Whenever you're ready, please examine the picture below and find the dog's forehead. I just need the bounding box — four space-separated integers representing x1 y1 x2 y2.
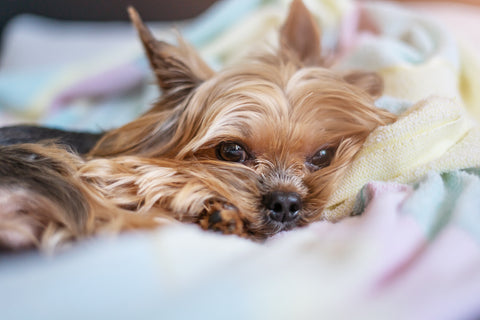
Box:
187 59 378 158
203 62 364 114
194 96 344 157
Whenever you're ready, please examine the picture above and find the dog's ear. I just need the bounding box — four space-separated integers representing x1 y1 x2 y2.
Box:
343 71 384 99
280 0 322 66
128 7 214 100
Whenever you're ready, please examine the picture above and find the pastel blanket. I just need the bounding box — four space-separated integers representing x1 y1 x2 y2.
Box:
2 172 480 320
318 1 480 219
325 96 480 219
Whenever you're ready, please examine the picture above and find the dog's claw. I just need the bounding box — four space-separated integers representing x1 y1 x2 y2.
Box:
199 200 244 235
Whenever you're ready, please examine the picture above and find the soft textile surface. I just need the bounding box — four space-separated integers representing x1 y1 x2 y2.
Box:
1 0 480 319
325 97 480 219
2 174 480 319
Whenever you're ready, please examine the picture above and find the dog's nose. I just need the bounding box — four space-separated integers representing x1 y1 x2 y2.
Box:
262 191 302 223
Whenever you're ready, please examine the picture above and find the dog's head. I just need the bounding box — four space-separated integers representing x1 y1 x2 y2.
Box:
91 0 396 237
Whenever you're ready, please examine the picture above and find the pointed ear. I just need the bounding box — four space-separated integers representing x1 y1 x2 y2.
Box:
128 7 214 99
343 71 384 99
280 0 322 66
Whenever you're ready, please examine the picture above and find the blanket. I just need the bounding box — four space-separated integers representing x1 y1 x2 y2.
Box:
2 174 480 319
1 0 480 319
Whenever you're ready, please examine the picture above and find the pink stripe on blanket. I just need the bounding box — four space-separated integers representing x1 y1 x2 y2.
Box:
348 182 428 286
354 182 480 320
336 2 380 59
50 62 146 109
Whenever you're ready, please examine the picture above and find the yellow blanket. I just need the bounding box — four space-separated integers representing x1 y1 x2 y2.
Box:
325 96 480 220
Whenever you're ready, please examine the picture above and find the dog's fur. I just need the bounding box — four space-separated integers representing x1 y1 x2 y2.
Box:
0 0 396 252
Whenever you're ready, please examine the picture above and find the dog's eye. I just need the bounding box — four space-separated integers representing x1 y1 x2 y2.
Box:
308 148 334 170
216 142 248 163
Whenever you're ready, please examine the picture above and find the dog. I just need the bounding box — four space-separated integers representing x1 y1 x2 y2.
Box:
0 0 396 252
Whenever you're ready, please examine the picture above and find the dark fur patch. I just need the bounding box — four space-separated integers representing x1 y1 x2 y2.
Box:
0 125 103 154
0 145 89 231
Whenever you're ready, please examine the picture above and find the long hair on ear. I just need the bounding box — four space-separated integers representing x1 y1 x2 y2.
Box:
90 8 214 158
90 1 394 159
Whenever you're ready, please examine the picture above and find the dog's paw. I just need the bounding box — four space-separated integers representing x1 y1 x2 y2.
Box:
199 200 244 235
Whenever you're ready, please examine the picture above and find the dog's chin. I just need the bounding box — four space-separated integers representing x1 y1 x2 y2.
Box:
257 214 301 238
271 220 298 232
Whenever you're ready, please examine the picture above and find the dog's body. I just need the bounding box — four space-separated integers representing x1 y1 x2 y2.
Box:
0 0 396 252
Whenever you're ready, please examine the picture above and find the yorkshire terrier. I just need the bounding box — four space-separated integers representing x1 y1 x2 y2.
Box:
0 0 396 252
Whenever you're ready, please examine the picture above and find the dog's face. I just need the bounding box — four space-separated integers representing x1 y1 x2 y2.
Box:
175 62 395 236
91 0 396 237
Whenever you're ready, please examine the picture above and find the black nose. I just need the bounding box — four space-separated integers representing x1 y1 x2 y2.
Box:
262 191 302 223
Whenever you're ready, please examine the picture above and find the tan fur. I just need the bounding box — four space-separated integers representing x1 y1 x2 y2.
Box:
0 0 397 252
